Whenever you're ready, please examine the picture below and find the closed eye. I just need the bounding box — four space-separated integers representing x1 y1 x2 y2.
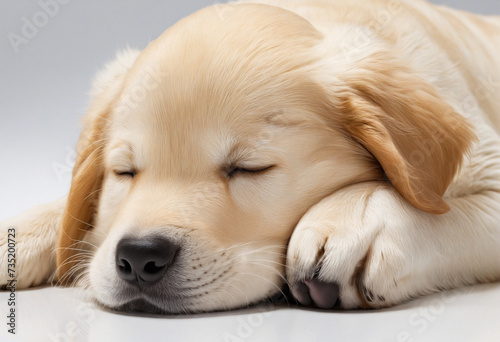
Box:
114 170 136 178
226 165 275 178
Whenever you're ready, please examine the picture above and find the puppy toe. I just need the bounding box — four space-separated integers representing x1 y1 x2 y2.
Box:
292 277 340 309
304 278 340 309
292 281 313 306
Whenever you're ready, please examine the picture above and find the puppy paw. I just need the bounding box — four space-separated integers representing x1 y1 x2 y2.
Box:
286 183 415 309
0 223 54 289
0 200 63 289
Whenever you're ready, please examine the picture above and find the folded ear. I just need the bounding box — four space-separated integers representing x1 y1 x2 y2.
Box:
336 52 476 214
56 49 140 282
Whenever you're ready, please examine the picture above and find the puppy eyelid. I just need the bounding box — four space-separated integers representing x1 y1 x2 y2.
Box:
226 165 275 178
113 169 136 178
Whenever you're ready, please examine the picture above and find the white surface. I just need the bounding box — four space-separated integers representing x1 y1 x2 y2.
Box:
1 283 500 342
1 0 500 341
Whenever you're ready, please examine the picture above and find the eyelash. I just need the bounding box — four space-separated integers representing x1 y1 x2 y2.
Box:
226 165 275 178
113 166 274 179
114 170 136 178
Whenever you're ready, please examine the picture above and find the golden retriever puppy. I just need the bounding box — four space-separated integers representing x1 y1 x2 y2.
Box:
1 0 500 312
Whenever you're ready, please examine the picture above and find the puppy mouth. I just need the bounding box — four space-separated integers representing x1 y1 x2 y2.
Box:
110 292 196 314
115 298 164 314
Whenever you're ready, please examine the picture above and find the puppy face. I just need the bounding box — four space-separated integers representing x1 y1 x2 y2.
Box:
89 97 370 313
57 4 473 313
65 5 374 313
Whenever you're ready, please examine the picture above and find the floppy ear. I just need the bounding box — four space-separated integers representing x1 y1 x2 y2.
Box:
56 115 106 283
56 49 140 282
335 52 475 214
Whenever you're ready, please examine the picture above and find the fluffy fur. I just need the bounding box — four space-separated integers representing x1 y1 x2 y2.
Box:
1 0 500 312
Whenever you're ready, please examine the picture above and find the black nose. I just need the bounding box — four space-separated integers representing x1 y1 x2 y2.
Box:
115 236 179 285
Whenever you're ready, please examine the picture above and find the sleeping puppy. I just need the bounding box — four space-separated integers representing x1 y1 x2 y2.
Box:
1 0 500 313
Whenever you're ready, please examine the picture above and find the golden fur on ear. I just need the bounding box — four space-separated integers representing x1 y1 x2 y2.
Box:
337 52 476 214
56 110 107 283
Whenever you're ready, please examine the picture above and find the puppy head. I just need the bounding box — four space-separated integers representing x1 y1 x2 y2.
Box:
57 4 474 313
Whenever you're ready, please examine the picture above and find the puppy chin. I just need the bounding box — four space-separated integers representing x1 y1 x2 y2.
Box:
114 298 164 314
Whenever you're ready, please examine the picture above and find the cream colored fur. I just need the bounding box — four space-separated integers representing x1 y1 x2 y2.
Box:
1 0 499 311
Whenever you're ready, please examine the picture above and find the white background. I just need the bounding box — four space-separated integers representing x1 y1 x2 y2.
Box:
1 0 500 341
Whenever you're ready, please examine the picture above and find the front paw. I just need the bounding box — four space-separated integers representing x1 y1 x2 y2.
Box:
286 183 412 309
0 205 60 289
0 226 55 289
